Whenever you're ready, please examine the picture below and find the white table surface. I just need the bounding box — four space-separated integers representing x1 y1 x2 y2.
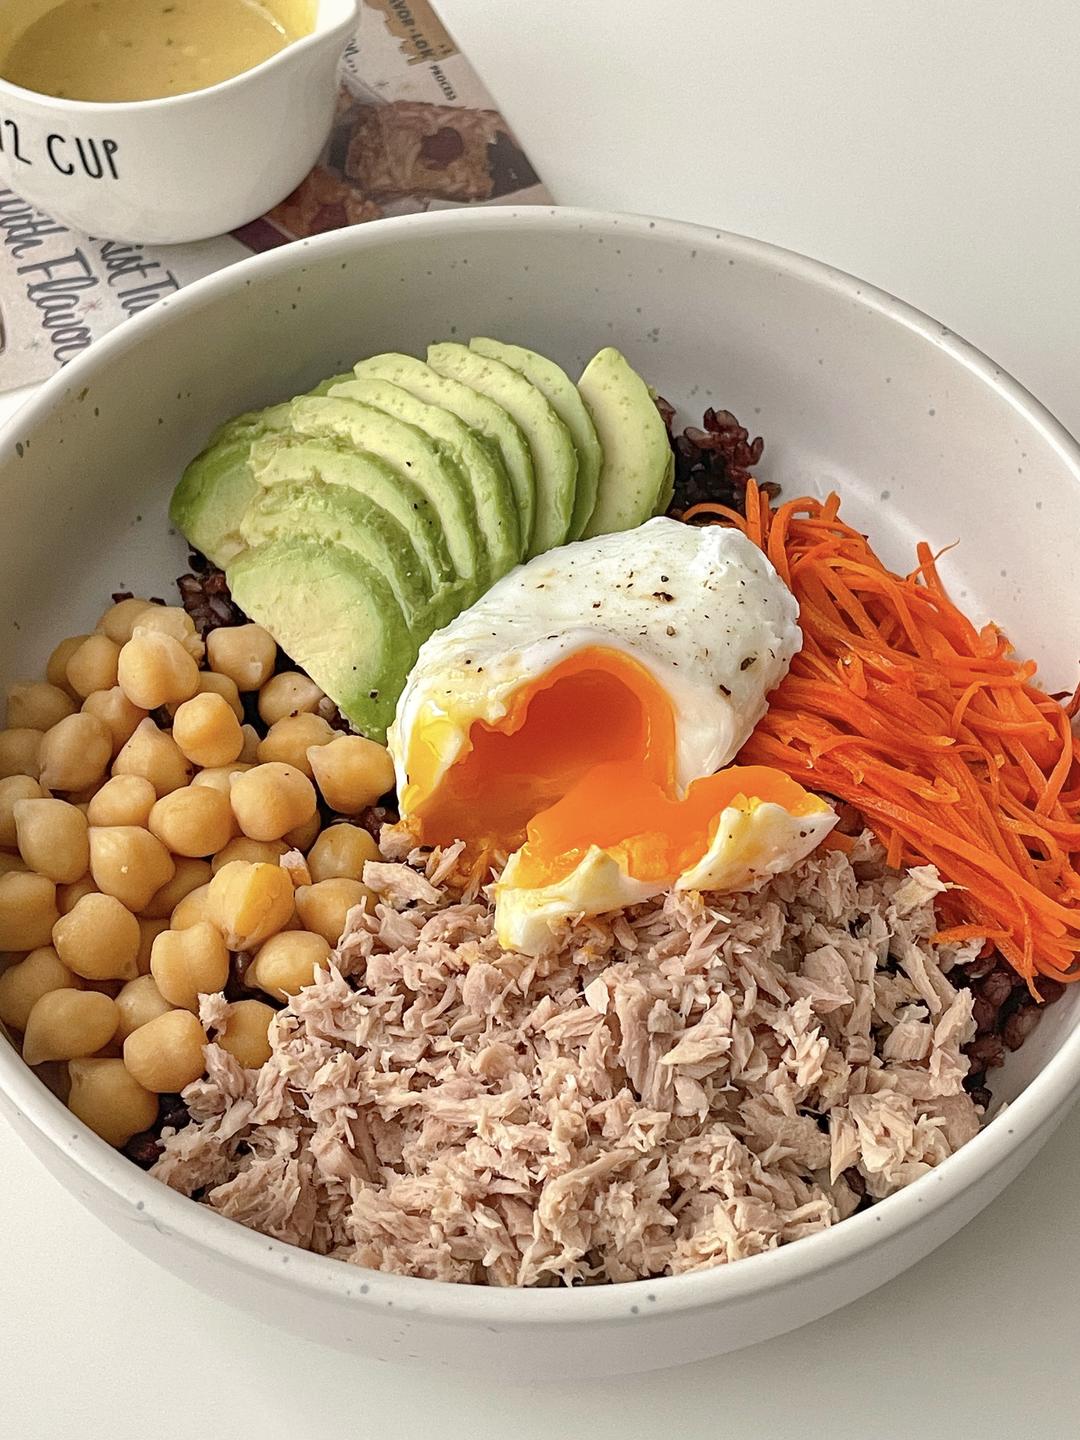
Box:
3 2 1080 1434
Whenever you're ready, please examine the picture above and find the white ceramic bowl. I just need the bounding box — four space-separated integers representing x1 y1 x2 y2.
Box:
0 0 357 244
1 208 1079 1377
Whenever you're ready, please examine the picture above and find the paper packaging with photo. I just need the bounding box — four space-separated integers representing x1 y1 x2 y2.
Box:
0 0 549 392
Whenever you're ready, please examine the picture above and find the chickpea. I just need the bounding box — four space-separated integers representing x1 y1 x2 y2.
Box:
186 670 244 722
5 681 75 732
206 861 294 950
12 797 89 884
191 763 251 799
257 671 325 727
210 836 286 874
151 921 228 1011
87 775 156 829
114 974 173 1041
248 930 330 1001
66 1057 158 1146
172 692 244 769
0 853 28 877
0 946 80 1031
0 727 43 781
123 1008 206 1092
130 604 205 662
38 713 111 792
284 812 321 853
257 712 334 777
0 870 58 949
96 596 151 646
117 630 199 711
149 785 235 859
230 762 316 842
88 826 175 912
22 988 119 1065
308 735 395 814
113 718 193 796
143 857 212 920
53 891 140 981
65 634 120 700
295 878 371 947
0 775 46 850
238 725 261 765
307 824 381 883
81 687 147 756
215 999 276 1069
170 883 211 931
207 623 277 691
46 635 89 697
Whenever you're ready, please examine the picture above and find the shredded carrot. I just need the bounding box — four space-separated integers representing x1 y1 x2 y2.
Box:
683 487 1080 994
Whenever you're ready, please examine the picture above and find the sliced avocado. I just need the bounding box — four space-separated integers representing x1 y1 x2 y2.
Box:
427 342 577 558
353 351 534 557
469 337 602 542
169 402 293 565
247 431 456 620
306 372 354 397
288 394 484 598
239 474 436 634
578 348 674 538
329 375 520 580
226 538 417 743
169 373 350 566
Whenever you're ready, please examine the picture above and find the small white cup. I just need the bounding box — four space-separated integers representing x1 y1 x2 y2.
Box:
0 0 358 245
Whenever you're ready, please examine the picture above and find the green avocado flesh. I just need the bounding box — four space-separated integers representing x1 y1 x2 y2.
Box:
352 351 535 558
329 374 520 581
578 347 674 538
227 538 416 742
239 473 436 634
469 337 602 541
168 402 291 566
287 394 483 596
427 341 577 558
168 340 670 738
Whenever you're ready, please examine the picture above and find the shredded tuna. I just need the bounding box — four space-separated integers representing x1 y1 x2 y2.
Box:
153 831 981 1286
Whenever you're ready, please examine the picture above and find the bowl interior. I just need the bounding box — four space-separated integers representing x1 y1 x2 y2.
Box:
1 208 1077 1136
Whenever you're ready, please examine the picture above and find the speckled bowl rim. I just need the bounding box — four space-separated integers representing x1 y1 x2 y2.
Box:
2 206 1080 1327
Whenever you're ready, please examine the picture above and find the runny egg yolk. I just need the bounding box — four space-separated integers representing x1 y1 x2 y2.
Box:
509 762 828 889
403 643 826 889
403 647 677 852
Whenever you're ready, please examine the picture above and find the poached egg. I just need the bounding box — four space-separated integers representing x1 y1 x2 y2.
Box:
387 517 834 952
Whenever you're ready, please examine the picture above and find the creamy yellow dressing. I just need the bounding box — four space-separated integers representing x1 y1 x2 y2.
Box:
0 0 316 102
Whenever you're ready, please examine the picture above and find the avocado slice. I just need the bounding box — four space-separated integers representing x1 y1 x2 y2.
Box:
306 372 353 397
168 375 351 566
353 351 534 558
328 375 520 580
288 394 484 598
226 538 417 743
246 432 457 622
168 402 292 566
577 348 674 538
427 342 577 558
239 474 436 634
469 337 602 542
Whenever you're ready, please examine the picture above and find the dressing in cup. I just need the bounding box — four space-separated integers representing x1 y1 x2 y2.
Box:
0 0 358 243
